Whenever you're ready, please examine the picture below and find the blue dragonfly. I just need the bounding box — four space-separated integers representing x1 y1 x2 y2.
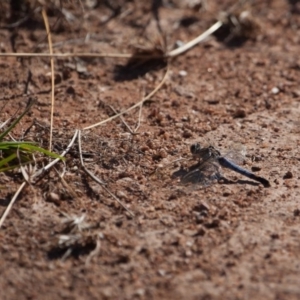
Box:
181 143 270 188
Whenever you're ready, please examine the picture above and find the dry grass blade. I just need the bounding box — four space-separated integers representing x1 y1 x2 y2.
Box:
0 181 26 229
60 212 91 233
17 148 37 184
83 64 170 130
34 130 78 178
108 105 137 135
85 237 101 266
0 118 11 130
54 167 78 200
77 130 106 186
0 0 250 64
42 8 55 152
0 52 157 59
77 130 134 217
167 21 223 58
0 21 222 61
134 102 143 133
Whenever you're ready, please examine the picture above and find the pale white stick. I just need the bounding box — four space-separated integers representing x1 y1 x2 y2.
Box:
0 181 27 228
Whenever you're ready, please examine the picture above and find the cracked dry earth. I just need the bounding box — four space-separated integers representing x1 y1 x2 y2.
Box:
1 0 300 299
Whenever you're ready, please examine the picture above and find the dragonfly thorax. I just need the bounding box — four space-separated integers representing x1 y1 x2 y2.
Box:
190 143 221 161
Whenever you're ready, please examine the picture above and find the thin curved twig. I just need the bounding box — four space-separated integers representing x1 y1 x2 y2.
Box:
83 64 170 130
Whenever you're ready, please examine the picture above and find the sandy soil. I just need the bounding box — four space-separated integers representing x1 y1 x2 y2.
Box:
1 0 300 299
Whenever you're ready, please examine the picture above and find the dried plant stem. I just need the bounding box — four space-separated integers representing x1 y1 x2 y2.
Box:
42 8 55 152
0 181 27 229
134 102 143 133
0 53 152 59
83 64 170 130
54 167 78 199
0 20 223 60
166 21 223 57
85 237 101 266
34 130 79 178
77 130 134 217
108 105 136 135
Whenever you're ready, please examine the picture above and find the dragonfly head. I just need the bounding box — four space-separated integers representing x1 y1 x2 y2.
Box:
190 143 201 155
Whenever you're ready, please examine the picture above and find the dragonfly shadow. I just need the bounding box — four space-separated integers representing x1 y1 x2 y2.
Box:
172 162 221 187
172 164 261 188
171 166 189 179
219 177 261 187
171 162 199 180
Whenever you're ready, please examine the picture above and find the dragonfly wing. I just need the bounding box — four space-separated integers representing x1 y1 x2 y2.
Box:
181 161 221 187
223 143 246 165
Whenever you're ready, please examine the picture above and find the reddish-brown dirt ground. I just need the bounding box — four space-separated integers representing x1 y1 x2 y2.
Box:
1 0 300 299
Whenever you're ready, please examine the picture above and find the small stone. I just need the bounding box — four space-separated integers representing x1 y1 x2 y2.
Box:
158 269 166 276
116 191 127 199
182 130 192 138
46 192 60 204
179 70 187 77
183 229 198 237
251 166 261 172
233 109 246 118
134 289 145 296
175 40 184 48
294 209 300 216
270 233 279 239
271 87 280 94
66 86 75 94
85 0 98 8
193 201 210 212
175 122 183 128
171 100 180 107
283 171 293 179
140 145 150 152
158 149 168 158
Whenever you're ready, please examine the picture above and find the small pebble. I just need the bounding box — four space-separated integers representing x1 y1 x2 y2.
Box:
66 86 75 94
46 192 60 204
179 70 187 77
283 171 293 179
134 289 145 296
175 40 184 48
233 109 246 118
182 130 192 138
271 87 280 94
116 191 127 199
251 166 261 172
175 122 183 128
294 209 300 216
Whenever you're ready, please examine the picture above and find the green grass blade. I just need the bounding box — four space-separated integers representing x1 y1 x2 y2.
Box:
20 143 64 160
0 99 35 141
0 142 64 160
0 162 31 173
0 153 17 168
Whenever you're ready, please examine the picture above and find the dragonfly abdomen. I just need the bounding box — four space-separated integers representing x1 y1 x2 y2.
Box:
218 157 270 187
